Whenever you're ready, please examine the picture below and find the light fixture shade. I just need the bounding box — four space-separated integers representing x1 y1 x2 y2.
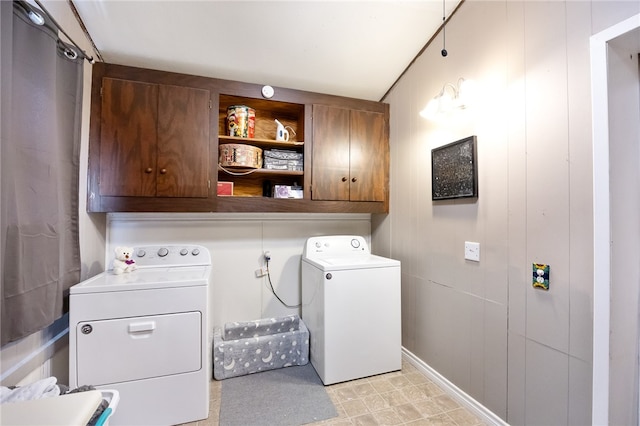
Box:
439 89 454 111
458 79 476 108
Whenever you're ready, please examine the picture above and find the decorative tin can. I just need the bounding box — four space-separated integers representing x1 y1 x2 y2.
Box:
227 105 255 138
219 144 263 169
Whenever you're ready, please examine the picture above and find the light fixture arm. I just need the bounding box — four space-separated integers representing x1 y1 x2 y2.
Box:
442 82 458 98
439 78 465 99
419 77 473 119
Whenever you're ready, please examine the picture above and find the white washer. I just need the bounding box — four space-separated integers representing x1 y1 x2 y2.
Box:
301 235 401 385
69 245 210 426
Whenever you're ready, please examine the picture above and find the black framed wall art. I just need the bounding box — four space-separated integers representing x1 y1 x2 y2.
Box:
431 135 478 201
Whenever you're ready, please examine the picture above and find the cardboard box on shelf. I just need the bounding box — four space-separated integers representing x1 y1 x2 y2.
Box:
217 181 233 196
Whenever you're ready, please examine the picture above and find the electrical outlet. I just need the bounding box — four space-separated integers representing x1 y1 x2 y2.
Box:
255 267 267 278
464 241 480 262
533 263 550 290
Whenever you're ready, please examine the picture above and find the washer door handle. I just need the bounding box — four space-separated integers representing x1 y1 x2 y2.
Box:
128 321 156 334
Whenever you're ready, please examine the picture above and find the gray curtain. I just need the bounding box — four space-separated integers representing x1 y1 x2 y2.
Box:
1 1 83 345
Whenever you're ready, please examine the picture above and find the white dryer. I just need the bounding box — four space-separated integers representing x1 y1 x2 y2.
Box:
69 245 210 426
301 235 401 385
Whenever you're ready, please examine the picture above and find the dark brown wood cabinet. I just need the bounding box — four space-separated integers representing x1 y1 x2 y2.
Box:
87 63 218 212
98 78 210 198
312 105 387 202
87 62 389 213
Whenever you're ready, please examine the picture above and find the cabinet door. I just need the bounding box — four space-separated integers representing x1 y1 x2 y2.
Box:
312 105 350 201
157 85 210 197
349 110 386 202
99 78 158 197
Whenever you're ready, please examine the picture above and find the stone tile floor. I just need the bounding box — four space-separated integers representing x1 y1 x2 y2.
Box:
183 360 487 425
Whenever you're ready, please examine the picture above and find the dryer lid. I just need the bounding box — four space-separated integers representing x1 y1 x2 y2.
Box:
70 266 211 294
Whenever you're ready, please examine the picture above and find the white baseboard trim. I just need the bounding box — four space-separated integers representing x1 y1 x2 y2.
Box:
402 347 508 426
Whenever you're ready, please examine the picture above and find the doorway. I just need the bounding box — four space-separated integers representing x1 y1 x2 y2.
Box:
591 13 640 426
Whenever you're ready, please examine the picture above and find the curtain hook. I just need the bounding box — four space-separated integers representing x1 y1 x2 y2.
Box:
64 48 78 60
28 10 45 26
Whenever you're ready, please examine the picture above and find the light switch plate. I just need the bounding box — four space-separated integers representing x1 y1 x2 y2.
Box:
464 241 480 262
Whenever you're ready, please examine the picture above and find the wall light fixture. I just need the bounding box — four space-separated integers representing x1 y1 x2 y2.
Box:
419 78 475 120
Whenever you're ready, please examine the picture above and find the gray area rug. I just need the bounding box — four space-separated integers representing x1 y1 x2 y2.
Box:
219 363 337 425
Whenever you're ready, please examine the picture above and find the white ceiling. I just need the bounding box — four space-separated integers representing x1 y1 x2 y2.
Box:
72 1 460 101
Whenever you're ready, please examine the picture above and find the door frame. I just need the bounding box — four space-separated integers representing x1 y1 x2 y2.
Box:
590 13 640 425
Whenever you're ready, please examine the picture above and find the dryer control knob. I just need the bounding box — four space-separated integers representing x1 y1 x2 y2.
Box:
192 248 200 256
136 249 146 258
326 273 332 280
351 239 360 248
158 247 169 257
180 248 188 256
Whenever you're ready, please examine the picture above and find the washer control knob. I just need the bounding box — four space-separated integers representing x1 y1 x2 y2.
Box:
158 247 169 257
351 239 360 249
326 273 332 280
192 248 200 256
180 248 188 256
136 249 146 258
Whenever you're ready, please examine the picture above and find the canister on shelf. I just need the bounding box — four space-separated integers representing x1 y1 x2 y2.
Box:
227 105 255 138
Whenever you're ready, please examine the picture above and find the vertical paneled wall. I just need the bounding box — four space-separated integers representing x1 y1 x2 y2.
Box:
106 213 371 332
375 1 639 424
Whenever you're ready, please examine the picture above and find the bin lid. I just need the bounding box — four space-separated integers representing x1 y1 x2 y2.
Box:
0 390 102 426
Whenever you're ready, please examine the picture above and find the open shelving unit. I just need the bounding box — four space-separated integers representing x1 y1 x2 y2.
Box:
217 94 306 198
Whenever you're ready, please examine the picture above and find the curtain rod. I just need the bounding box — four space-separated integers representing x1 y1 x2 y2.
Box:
33 0 94 63
67 0 103 63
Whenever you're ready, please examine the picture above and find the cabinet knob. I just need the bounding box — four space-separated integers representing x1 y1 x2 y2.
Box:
144 167 153 174
160 168 167 174
351 177 357 182
341 177 348 182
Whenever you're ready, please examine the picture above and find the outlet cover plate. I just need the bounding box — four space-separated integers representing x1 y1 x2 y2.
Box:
533 263 550 290
464 241 480 262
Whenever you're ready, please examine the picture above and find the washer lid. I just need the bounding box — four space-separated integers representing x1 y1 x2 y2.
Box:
70 266 210 294
302 254 400 271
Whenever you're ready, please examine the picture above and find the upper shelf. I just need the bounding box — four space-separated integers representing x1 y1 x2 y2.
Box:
218 135 304 150
218 94 304 144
